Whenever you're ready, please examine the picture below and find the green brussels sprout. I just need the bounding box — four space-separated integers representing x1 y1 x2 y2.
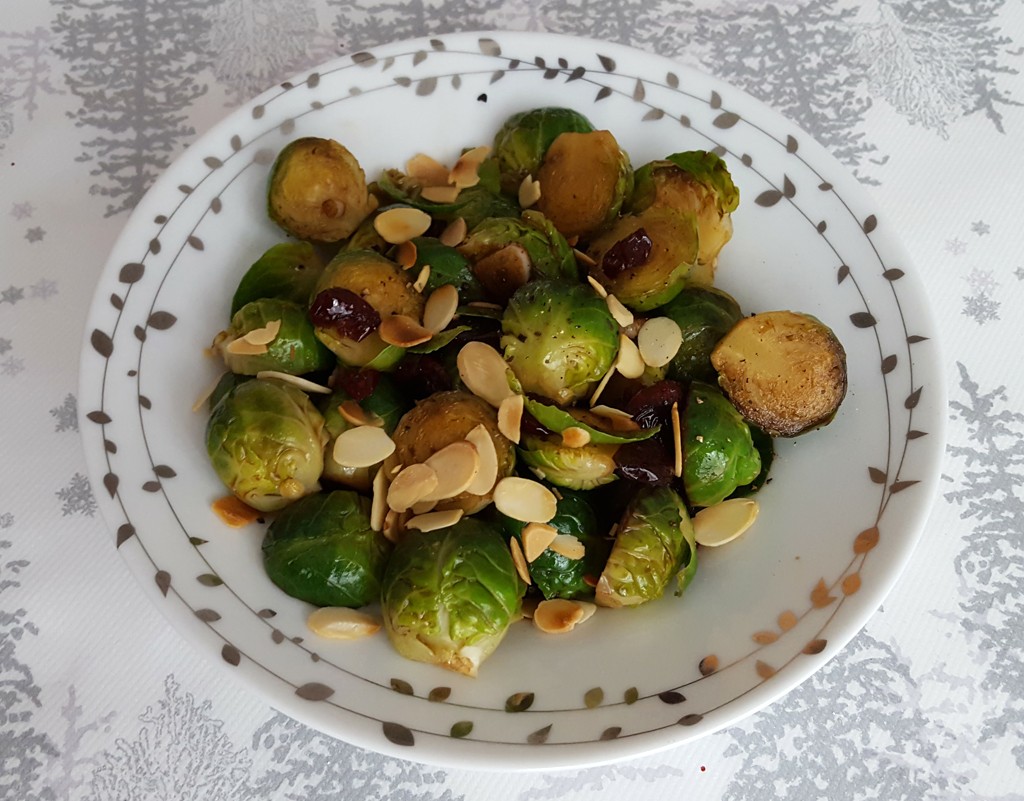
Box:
380 518 525 676
310 249 424 370
658 286 743 383
231 242 325 316
376 171 519 230
501 280 619 406
518 436 618 490
206 379 326 512
500 489 609 600
629 151 739 284
262 490 392 608
683 382 761 507
268 137 374 242
343 213 390 254
594 486 696 607
492 107 595 194
731 425 775 498
536 130 633 241
217 298 334 376
207 372 250 411
411 236 486 301
523 397 659 445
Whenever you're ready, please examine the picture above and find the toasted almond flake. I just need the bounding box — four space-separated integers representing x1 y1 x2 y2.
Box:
422 441 480 501
243 319 282 346
561 426 591 448
338 400 385 428
464 424 499 496
586 274 607 296
440 216 467 247
412 264 431 294
211 495 261 527
374 206 432 244
395 239 418 269
614 333 645 379
423 284 459 333
606 294 634 328
509 537 532 584
549 533 585 560
575 600 597 623
522 522 558 562
333 425 396 468
379 314 433 348
467 300 503 310
637 316 683 368
370 467 388 532
307 607 381 640
406 152 450 185
387 463 439 512
671 401 683 478
497 394 524 444
256 371 332 394
279 478 305 499
493 477 557 523
421 185 462 203
382 508 406 542
192 371 227 412
574 248 598 269
533 599 585 634
693 498 760 547
518 173 541 208
411 499 438 515
407 508 464 532
390 463 405 476
550 486 563 500
225 337 268 355
449 145 491 188
457 341 516 408
588 367 614 407
472 243 531 300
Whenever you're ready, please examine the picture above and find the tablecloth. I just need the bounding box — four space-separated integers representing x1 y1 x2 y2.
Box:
2 0 1022 797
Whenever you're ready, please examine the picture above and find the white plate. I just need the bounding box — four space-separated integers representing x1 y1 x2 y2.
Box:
79 31 945 771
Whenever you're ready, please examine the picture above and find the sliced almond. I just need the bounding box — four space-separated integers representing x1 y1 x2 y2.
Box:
423 284 459 333
407 508 464 533
374 207 432 244
370 466 388 532
382 508 407 542
410 498 438 515
590 404 640 432
395 239 418 269
493 477 557 523
497 394 524 444
575 249 598 270
606 294 634 328
387 463 439 512
225 337 268 356
256 371 332 394
693 498 759 547
457 341 516 408
192 371 227 412
472 243 531 303
638 316 683 368
307 607 381 640
561 426 591 448
464 424 499 496
243 319 282 346
406 152 450 185
671 401 683 478
338 400 384 428
518 173 541 208
379 314 432 348
614 333 645 379
422 441 480 501
333 425 396 468
413 264 431 294
279 478 305 499
440 216 467 247
211 495 261 527
522 522 558 562
421 185 461 203
449 145 491 188
549 533 585 560
588 367 614 407
533 599 585 634
585 273 607 297
466 300 502 310
575 600 597 623
509 537 532 584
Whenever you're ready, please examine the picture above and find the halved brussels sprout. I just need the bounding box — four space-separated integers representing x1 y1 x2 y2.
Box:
262 490 392 608
268 137 374 242
206 378 326 512
595 485 696 607
518 436 619 490
231 242 325 316
380 518 525 676
217 298 333 376
523 397 658 445
412 236 486 301
492 106 595 193
683 382 761 507
501 280 619 406
658 286 743 383
731 425 775 498
536 130 633 241
343 214 390 254
376 171 519 230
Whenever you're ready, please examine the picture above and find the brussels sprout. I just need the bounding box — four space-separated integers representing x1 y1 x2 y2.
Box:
207 372 250 411
262 490 392 608
501 280 619 406
658 286 743 383
376 171 519 230
268 137 374 242
629 151 739 284
523 397 659 445
683 382 761 507
206 379 326 512
231 242 325 316
343 214 390 254
518 436 618 490
492 106 595 193
411 237 486 301
587 209 699 311
217 298 334 376
536 130 633 241
380 518 525 676
310 249 424 369
500 489 608 600
594 486 696 607
731 425 775 498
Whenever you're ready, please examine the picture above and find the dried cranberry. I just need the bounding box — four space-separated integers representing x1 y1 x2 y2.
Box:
624 380 686 430
393 355 451 401
309 288 380 342
332 366 380 401
615 438 675 486
601 227 652 278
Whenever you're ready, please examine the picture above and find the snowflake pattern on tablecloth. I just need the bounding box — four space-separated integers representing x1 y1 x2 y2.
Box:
9 201 33 219
1 285 24 304
49 394 77 432
971 220 990 236
0 512 13 528
1 356 25 376
945 238 967 255
24 226 44 243
55 473 96 517
962 269 1001 325
0 338 11 354
29 279 56 299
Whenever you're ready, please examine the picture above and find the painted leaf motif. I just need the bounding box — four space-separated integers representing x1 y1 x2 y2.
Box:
139 396 152 410
155 570 170 596
116 523 135 547
863 215 878 233
295 682 334 701
430 39 445 51
383 722 414 746
91 329 113 358
713 111 740 128
203 156 222 169
534 56 546 68
679 115 690 127
567 66 585 81
412 50 427 66
197 573 223 586
598 54 616 71
490 70 504 84
271 629 285 644
103 473 119 498
253 149 275 166
679 713 703 726
643 108 665 121
87 410 111 424
816 221 827 234
153 465 176 478
506 692 534 712
905 387 923 408
633 79 645 101
883 268 905 281
710 90 722 109
658 690 686 704
134 326 146 342
837 265 850 283
230 135 242 151
842 573 862 595
104 439 117 453
595 86 612 101
850 312 877 328
257 608 277 618
755 660 776 679
882 355 898 374
584 687 604 708
120 262 145 283
428 687 451 702
394 76 411 87
390 678 414 695
195 608 221 622
252 104 265 119
527 724 552 744
189 537 207 546
783 176 796 198
178 184 192 195
907 430 928 439
868 467 887 483
803 638 827 655
148 311 177 329
778 611 797 631
907 335 929 344
667 71 679 88
810 578 836 608
752 630 779 645
307 72 320 88
279 119 295 136
352 52 375 66
451 721 473 738
149 239 161 254
601 727 622 740
110 294 123 310
478 38 500 56
786 135 799 153
699 655 719 676
543 68 559 80
755 189 783 207
142 480 160 492
891 479 920 493
624 687 639 704
210 199 222 215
